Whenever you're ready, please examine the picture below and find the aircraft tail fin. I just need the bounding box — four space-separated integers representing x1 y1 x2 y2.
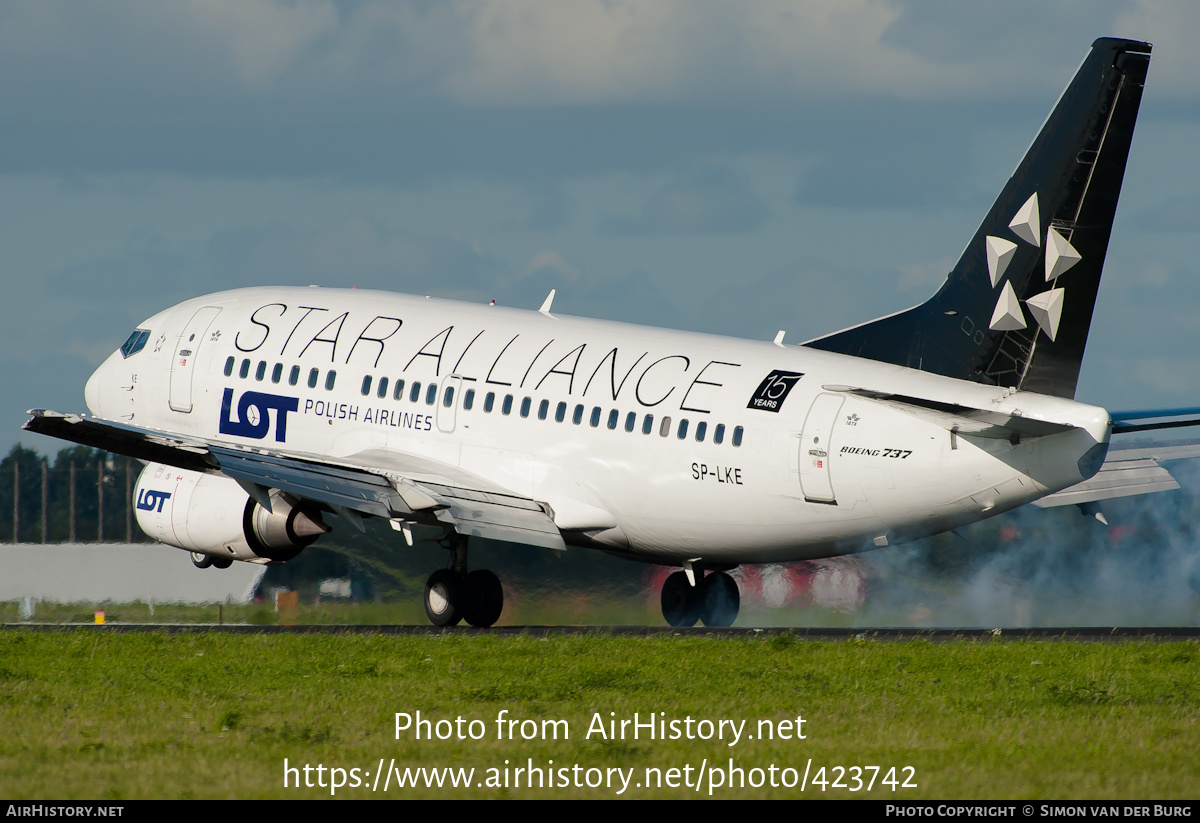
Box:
806 37 1151 399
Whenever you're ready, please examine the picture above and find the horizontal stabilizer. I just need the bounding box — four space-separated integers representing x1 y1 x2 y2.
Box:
1032 439 1200 507
824 387 1076 440
1110 407 1200 434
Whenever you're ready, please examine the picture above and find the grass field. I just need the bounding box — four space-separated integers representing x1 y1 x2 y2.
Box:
0 630 1196 799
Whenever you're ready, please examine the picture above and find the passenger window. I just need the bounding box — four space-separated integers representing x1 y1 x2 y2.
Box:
732 426 744 447
361 375 373 396
625 411 636 432
589 407 601 428
714 423 725 445
555 402 567 422
677 419 689 440
537 399 549 420
425 383 437 405
377 377 389 398
642 414 654 435
255 361 266 381
520 397 531 418
240 359 251 379
289 366 300 386
502 395 513 415
659 416 672 437
223 356 234 377
464 389 475 410
307 368 319 388
393 379 406 401
607 409 618 430
410 381 422 403
271 363 283 384
484 392 495 412
325 370 337 390
695 421 707 442
443 386 454 407
573 404 584 425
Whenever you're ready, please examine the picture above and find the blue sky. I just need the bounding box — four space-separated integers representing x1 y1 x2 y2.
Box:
5 1 1200 452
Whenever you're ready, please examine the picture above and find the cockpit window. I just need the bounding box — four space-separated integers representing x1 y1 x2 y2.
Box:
119 329 151 359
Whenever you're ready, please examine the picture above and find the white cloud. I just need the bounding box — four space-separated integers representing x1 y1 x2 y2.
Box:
181 0 338 91
8 1 1192 106
519 250 581 282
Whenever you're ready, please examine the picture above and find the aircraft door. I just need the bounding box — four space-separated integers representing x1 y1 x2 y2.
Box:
798 393 844 504
436 375 463 433
169 306 222 414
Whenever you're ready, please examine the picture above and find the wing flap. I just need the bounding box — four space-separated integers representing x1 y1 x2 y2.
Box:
1031 458 1179 507
209 446 400 519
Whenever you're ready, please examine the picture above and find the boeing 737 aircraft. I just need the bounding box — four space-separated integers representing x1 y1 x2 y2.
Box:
25 38 1200 628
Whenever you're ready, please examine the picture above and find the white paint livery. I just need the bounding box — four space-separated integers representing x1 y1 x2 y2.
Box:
75 284 1111 620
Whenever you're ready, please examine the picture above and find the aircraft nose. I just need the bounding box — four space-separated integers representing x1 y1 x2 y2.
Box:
84 352 118 416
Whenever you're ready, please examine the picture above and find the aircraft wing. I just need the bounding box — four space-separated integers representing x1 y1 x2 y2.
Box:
23 409 566 551
1032 439 1200 508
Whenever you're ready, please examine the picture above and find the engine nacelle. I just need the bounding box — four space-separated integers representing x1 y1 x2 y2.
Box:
134 462 329 564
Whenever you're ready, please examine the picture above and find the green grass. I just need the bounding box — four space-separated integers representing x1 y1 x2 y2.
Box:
0 631 1196 799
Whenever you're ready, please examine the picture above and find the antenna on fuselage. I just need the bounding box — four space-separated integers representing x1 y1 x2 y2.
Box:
539 289 556 316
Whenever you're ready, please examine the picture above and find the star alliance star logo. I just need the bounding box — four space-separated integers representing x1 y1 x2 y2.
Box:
985 192 1078 342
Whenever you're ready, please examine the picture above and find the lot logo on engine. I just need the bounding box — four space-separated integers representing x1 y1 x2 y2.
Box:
219 388 299 442
135 489 172 513
747 370 804 412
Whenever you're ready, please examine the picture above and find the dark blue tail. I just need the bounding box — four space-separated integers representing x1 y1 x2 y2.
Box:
806 38 1151 399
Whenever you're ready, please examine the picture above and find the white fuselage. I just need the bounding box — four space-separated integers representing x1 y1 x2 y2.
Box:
86 287 1110 566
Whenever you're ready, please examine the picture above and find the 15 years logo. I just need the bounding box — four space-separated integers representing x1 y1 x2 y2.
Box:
747 371 804 413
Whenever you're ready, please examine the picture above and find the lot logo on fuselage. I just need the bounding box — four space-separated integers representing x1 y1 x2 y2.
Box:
219 388 299 442
135 489 172 513
747 370 804 413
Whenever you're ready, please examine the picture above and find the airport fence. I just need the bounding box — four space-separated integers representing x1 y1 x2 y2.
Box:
0 444 151 544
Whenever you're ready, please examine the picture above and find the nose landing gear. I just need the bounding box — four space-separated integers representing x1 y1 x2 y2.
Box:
661 568 740 628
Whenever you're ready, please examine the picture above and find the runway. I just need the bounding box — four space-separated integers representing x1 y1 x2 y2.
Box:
4 624 1199 640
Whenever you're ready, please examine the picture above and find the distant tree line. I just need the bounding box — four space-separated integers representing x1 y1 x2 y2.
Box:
0 445 151 544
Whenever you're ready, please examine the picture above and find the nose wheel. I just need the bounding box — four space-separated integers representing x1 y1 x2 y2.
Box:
422 536 505 628
661 569 740 627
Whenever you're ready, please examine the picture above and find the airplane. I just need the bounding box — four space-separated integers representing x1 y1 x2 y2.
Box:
24 37 1200 628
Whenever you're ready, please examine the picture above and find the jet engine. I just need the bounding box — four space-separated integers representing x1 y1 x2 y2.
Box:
134 462 329 564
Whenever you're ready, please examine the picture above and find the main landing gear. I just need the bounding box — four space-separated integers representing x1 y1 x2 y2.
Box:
423 535 504 628
661 568 740 628
191 551 232 569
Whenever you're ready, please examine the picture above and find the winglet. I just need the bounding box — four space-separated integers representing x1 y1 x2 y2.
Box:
539 289 556 316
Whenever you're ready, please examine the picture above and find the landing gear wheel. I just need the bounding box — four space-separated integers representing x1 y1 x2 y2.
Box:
190 552 213 569
425 569 464 627
464 569 504 628
661 570 701 627
211 557 233 569
700 571 740 627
